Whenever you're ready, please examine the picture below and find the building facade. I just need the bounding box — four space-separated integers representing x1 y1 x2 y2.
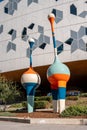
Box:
0 0 87 92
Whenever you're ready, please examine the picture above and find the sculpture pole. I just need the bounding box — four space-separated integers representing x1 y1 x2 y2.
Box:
21 38 41 113
47 13 70 113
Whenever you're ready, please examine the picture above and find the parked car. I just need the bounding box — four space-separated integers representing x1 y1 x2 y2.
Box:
66 90 80 96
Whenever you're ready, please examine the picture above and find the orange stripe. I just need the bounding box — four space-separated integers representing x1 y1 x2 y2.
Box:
48 73 70 82
24 67 37 74
58 81 66 87
47 74 70 88
48 17 55 32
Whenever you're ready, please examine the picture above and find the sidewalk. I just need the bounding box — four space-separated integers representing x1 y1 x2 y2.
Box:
0 116 87 125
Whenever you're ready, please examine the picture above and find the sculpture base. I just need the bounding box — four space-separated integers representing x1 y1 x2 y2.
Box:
52 99 65 113
27 95 34 113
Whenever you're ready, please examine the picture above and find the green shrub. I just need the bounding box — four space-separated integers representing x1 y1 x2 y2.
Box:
21 100 50 109
80 93 87 97
66 96 79 100
61 105 87 117
9 103 23 108
22 101 27 108
35 96 52 102
34 101 49 109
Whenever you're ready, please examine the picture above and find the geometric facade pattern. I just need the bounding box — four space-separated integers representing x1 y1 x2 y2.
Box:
65 26 87 53
0 0 87 73
8 29 16 41
26 24 50 57
4 0 21 15
27 0 58 6
7 28 17 52
52 9 63 23
7 41 16 52
27 0 38 6
70 3 87 18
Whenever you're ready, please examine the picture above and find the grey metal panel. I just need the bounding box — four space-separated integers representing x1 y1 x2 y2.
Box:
12 30 16 41
38 34 43 44
33 0 38 3
7 42 16 52
79 39 86 51
44 35 50 44
22 35 29 42
79 11 87 18
0 25 3 34
12 43 16 51
71 30 78 40
52 9 63 23
8 9 14 15
56 40 63 47
71 39 78 53
27 0 32 6
55 18 62 23
56 9 63 18
38 25 44 34
78 26 85 39
7 42 12 52
8 2 13 11
9 0 21 3
13 1 17 10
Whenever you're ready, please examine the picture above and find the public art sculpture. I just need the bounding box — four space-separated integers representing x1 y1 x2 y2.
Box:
47 13 70 114
21 38 41 113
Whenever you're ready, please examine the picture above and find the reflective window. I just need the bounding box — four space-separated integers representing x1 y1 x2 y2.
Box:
70 4 77 15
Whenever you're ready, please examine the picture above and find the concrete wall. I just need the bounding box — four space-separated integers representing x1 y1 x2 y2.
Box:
0 0 87 73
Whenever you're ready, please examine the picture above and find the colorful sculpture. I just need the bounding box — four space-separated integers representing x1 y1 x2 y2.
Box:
47 13 70 113
21 38 41 113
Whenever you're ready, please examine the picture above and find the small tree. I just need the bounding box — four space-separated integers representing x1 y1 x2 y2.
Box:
0 75 20 111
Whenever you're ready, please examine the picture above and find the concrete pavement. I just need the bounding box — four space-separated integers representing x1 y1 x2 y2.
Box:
0 121 87 130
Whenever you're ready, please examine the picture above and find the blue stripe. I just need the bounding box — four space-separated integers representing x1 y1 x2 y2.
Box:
58 87 66 99
29 41 34 67
30 49 32 67
23 83 38 96
51 89 58 100
51 87 66 100
27 95 34 113
0 0 4 2
53 35 56 48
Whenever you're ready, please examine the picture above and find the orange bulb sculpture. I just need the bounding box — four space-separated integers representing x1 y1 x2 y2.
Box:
21 38 41 113
47 13 70 113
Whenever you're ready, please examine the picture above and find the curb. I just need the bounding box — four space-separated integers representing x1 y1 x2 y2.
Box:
0 116 87 125
0 116 30 123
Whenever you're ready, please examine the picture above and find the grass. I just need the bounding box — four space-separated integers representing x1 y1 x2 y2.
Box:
0 111 16 117
60 105 87 117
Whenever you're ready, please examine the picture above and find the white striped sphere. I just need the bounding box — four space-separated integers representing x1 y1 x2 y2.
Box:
21 73 41 85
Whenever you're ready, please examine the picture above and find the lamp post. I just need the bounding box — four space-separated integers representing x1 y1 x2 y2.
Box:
47 13 70 113
21 38 41 113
